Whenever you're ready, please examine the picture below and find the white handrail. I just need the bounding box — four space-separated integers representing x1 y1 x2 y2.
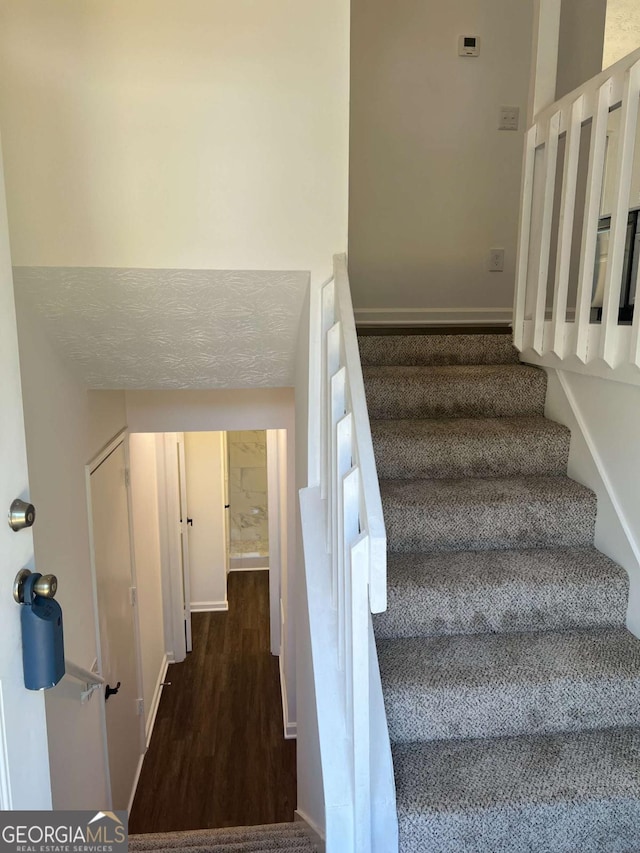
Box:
64 659 104 703
514 44 640 383
312 253 390 852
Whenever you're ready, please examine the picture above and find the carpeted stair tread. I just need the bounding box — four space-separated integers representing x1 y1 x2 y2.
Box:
378 626 640 743
371 415 570 479
392 727 640 852
129 822 315 852
359 333 519 366
363 364 546 420
373 546 629 639
381 475 596 552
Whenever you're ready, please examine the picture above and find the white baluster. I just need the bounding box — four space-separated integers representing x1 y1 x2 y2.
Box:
532 109 561 355
349 532 371 853
329 366 347 605
514 125 538 351
574 79 611 363
599 60 640 366
335 413 353 671
551 94 585 357
326 322 342 553
342 466 361 720
320 279 336 501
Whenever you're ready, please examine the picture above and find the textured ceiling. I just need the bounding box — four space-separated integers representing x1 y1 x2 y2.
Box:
603 0 640 69
13 267 308 390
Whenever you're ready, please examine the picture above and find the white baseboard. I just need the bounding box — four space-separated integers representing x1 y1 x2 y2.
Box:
279 654 297 740
354 307 513 326
127 751 145 814
145 654 169 748
190 600 229 612
295 809 325 851
228 566 269 572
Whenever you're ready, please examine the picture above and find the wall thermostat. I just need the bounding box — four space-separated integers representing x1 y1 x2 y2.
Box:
458 35 480 57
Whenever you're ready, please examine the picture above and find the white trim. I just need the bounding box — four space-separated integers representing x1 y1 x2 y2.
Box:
354 307 513 326
0 683 13 810
279 654 297 739
228 565 269 572
266 428 283 657
145 654 170 748
295 809 326 850
127 752 145 815
190 600 229 613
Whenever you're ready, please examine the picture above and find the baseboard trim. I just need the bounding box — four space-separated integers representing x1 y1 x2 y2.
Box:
228 566 269 572
279 654 297 740
190 600 229 613
295 809 325 851
127 751 145 814
145 654 169 748
354 307 513 327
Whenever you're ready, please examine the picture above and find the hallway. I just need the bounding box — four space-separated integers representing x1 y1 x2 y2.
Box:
129 572 297 833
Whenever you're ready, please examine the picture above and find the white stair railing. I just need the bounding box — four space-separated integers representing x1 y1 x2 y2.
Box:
514 45 640 385
306 252 391 852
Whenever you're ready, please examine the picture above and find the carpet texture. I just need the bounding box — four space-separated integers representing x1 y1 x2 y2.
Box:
129 823 317 852
361 333 640 852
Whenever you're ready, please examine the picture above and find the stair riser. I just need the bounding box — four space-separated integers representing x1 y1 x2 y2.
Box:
397 800 640 853
373 578 628 639
383 492 597 552
384 678 640 743
364 368 546 420
372 424 570 480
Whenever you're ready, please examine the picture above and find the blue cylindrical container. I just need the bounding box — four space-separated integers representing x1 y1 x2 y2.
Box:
21 574 65 690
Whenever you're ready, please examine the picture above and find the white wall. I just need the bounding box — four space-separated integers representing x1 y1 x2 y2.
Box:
128 433 166 740
349 0 532 323
0 0 349 284
125 389 297 729
184 432 227 611
556 0 607 99
14 299 127 809
545 370 640 637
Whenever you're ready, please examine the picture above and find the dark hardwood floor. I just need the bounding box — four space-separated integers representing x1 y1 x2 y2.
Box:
129 571 296 834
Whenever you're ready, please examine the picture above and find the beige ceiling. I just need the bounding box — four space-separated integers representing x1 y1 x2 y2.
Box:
603 0 640 69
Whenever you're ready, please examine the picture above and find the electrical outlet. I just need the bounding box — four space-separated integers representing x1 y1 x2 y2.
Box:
499 106 520 131
489 248 505 271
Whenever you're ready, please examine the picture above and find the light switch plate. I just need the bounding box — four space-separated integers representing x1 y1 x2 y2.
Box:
499 106 520 131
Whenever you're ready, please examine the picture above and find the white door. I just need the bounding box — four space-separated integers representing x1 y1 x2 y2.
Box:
0 134 52 809
89 441 143 810
176 433 192 653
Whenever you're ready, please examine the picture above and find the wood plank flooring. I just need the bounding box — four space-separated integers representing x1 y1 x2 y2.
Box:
129 571 296 833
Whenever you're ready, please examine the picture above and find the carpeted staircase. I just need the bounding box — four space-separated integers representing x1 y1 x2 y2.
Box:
361 332 640 853
129 822 318 853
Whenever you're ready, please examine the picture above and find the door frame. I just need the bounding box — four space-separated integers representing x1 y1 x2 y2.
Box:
159 429 286 662
156 432 191 664
85 429 146 810
266 429 286 657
